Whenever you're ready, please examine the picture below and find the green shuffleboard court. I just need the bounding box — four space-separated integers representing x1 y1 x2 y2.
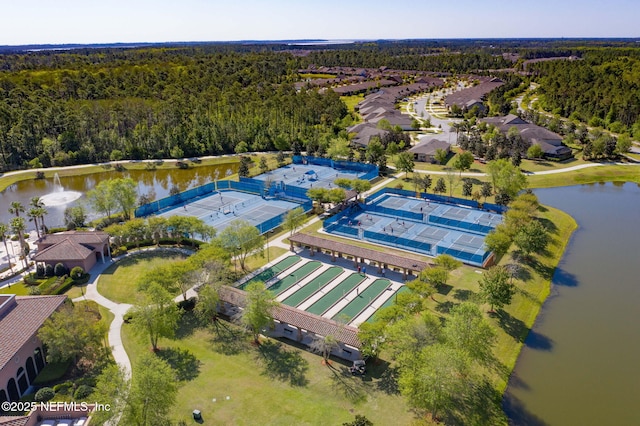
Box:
240 255 301 289
267 261 322 295
305 273 365 316
366 286 411 323
282 266 344 307
332 279 391 322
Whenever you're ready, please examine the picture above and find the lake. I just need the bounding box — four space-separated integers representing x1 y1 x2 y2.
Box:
505 182 640 425
0 163 237 228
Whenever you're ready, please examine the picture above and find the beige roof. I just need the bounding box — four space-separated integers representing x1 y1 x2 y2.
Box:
0 295 67 371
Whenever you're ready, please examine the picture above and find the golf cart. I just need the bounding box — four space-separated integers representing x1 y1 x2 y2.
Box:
349 359 366 375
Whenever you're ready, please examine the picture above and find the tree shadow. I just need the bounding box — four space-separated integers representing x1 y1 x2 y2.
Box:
434 300 456 314
256 340 309 387
208 321 251 356
327 363 368 404
551 267 579 287
437 283 453 296
503 392 549 426
452 289 477 302
528 258 556 281
505 263 532 282
537 217 558 234
506 372 531 391
495 310 529 343
175 311 204 339
446 378 507 426
525 330 554 351
375 364 400 395
156 347 201 381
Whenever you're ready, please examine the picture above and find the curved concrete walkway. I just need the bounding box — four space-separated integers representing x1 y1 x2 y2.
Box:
72 259 133 377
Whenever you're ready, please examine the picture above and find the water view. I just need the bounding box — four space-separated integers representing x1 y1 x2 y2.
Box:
505 182 640 425
0 163 237 228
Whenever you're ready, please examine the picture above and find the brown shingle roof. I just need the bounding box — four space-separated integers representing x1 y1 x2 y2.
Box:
0 295 67 371
218 286 361 348
445 78 504 108
288 233 431 271
409 139 451 155
0 416 29 426
34 238 95 262
37 231 109 247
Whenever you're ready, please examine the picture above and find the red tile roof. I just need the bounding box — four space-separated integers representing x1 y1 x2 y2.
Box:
219 286 361 348
0 295 67 371
0 416 28 426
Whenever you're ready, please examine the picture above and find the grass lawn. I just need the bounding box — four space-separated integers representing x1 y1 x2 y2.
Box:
341 94 365 115
121 313 412 425
0 281 30 295
97 251 188 303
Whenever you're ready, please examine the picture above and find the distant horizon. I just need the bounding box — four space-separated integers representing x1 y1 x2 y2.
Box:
2 36 640 50
3 0 639 46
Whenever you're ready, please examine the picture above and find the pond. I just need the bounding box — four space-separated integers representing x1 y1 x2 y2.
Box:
504 182 640 425
0 163 237 228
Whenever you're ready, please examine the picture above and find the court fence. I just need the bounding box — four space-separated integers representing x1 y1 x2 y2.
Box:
366 187 507 214
292 156 379 181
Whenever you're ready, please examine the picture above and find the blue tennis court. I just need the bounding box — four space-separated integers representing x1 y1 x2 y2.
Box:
252 163 370 190
324 192 504 266
156 189 302 234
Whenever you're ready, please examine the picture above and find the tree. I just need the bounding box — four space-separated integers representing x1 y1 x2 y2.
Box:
0 223 14 274
276 151 286 167
351 179 372 199
527 143 544 159
309 333 340 364
195 283 221 326
434 253 462 275
258 156 269 174
445 170 459 197
10 217 28 269
131 282 180 352
399 344 470 422
486 158 527 200
217 219 263 272
27 208 41 238
421 174 433 193
433 177 446 195
513 219 550 258
283 207 306 236
110 178 138 219
327 137 350 160
434 148 448 165
479 265 515 313
30 197 48 233
87 180 117 218
238 155 252 177
123 353 178 426
385 312 442 361
444 302 496 363
38 303 107 371
484 225 512 259
453 151 475 175
147 216 168 245
90 364 129 426
480 181 493 202
396 151 415 179
616 134 632 155
8 201 25 218
238 281 277 344
365 137 385 165
462 178 473 198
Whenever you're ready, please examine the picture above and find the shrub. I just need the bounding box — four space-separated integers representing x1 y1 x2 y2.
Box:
177 297 196 311
36 264 45 277
54 263 68 277
53 381 73 395
35 171 45 179
114 163 126 172
45 264 55 277
34 387 55 402
28 286 42 295
70 266 85 280
74 384 93 399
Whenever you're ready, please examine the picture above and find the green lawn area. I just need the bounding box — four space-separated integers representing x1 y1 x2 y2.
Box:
341 94 365 115
299 73 337 79
97 251 188 303
0 281 30 295
121 312 412 425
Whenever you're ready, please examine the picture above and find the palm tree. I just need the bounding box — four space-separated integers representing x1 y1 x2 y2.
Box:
0 223 14 274
30 197 48 234
8 201 25 218
27 208 41 239
10 217 28 269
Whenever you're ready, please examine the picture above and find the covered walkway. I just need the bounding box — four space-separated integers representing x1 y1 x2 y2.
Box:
288 233 431 280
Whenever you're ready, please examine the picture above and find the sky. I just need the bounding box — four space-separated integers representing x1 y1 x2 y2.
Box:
2 0 639 45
